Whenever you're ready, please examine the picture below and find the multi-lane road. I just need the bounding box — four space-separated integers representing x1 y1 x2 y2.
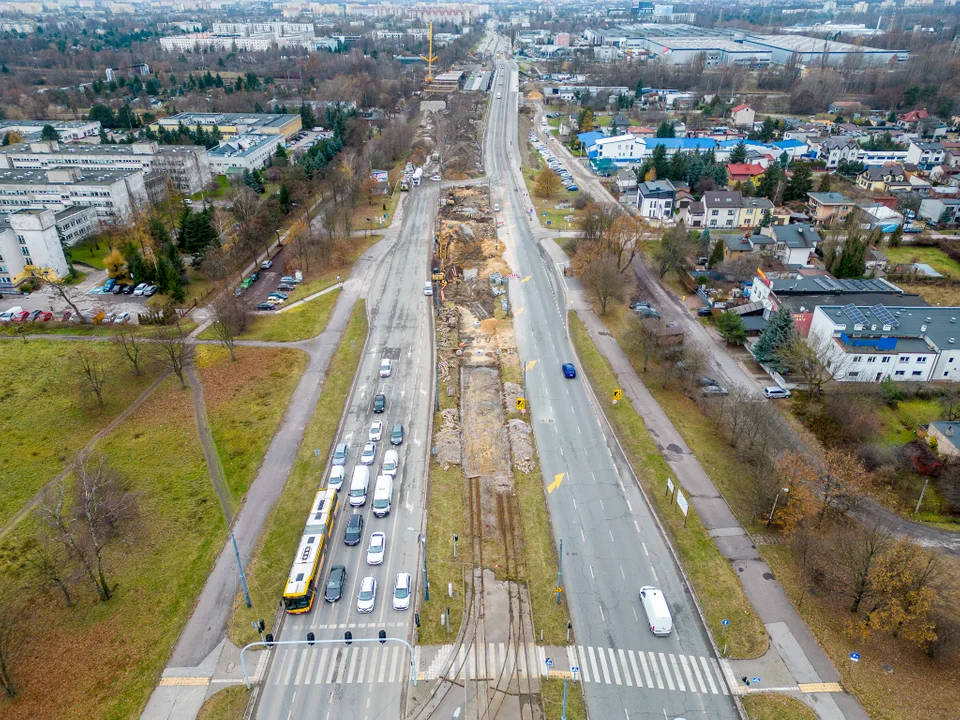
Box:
487 40 739 720
254 187 438 720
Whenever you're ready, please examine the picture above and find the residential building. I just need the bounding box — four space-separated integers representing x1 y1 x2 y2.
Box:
760 223 821 266
0 209 70 285
0 120 101 143
806 191 855 226
817 137 860 169
919 197 960 224
207 134 285 174
729 104 756 128
555 32 571 47
677 199 704 228
616 168 638 197
0 140 211 196
149 112 302 141
807 304 960 382
828 100 870 117
726 163 765 185
703 190 743 229
0 167 147 220
636 180 675 220
54 206 98 247
740 197 774 227
857 203 905 232
897 108 929 129
771 139 808 160
857 164 911 192
906 141 946 171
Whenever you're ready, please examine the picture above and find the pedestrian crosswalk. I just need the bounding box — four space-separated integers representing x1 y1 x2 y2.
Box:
570 645 731 696
269 644 414 687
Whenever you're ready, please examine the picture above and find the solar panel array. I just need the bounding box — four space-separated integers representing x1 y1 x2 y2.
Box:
842 303 868 326
871 304 900 328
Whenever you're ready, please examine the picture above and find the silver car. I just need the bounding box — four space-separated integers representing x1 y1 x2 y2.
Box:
393 572 411 610
360 441 377 466
357 576 377 613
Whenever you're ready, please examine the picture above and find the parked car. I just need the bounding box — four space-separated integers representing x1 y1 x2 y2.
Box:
0 306 24 322
697 307 713 317
133 283 148 296
113 312 132 324
562 362 577 379
369 421 384 442
248 270 260 283
431 174 442 182
763 386 791 399
122 284 135 295
344 513 364 545
701 385 729 396
630 301 651 310
390 424 404 446
280 276 301 285
635 306 660 319
261 260 273 269
36 311 52 322
277 283 295 291
26 309 43 322
566 185 579 192
111 284 125 295
143 285 158 297
255 303 276 311
696 377 719 387
265 297 284 306
267 291 288 300
325 565 346 602
357 576 377 614
366 532 385 565
373 393 386 413
393 572 412 610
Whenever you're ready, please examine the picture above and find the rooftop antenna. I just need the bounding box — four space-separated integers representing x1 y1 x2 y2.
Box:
421 21 439 83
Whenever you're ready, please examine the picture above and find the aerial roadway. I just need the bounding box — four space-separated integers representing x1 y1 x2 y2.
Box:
486 34 739 720
253 186 437 720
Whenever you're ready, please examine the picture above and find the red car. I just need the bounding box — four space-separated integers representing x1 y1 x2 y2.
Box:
11 310 30 322
36 310 52 321
59 310 74 322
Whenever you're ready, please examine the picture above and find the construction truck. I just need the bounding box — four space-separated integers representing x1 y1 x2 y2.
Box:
400 177 410 191
412 167 423 187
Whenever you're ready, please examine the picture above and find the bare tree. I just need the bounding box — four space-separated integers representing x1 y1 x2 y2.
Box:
152 317 194 389
830 520 893 614
112 326 146 376
581 255 625 315
20 533 75 608
605 214 643 273
27 271 83 318
653 221 694 279
0 584 27 697
624 314 663 372
779 334 841 395
75 346 108 411
210 291 248 362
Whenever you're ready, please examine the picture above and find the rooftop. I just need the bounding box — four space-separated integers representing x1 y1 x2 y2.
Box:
820 305 960 353
808 192 853 205
0 168 137 185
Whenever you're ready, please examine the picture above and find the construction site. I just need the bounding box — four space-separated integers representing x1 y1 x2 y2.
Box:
406 184 576 720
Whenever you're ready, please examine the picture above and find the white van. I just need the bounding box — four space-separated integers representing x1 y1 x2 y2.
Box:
349 466 371 507
763 386 791 399
382 449 399 478
372 475 394 517
639 586 673 636
424 281 433 296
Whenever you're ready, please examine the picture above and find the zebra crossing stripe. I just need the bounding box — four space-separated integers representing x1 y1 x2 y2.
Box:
315 647 330 685
656 653 672 690
389 646 400 683
687 655 705 693
325 648 338 685
596 646 611 684
701 657 718 694
710 658 729 695
628 650 642 688
577 646 590 683
670 654 686 692
355 647 369 684
638 651 654 688
617 649 632 687
367 647 379 684
304 646 319 685
294 648 309 686
608 648 622 685
333 649 347 685
566 646 578 679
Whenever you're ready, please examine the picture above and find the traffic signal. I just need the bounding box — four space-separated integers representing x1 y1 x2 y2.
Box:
307 632 315 646
344 631 353 645
379 630 387 645
415 613 421 628
265 633 274 647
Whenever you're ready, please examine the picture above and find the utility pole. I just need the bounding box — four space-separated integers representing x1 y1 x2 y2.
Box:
556 538 563 605
421 534 429 601
232 533 251 608
561 679 568 720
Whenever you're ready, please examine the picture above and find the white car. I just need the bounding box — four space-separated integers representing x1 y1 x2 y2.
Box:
357 576 377 613
329 465 345 489
261 260 273 269
112 312 131 324
366 532 385 565
265 296 284 305
369 421 384 442
133 283 148 296
430 174 442 182
379 358 392 377
393 572 412 610
381 449 399 478
360 441 377 466
0 306 24 321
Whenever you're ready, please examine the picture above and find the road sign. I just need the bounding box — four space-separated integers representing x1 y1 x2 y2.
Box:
613 388 622 403
666 477 674 494
752 677 761 684
516 397 526 411
556 586 563 593
850 652 861 662
722 619 730 626
545 658 554 668
571 666 579 673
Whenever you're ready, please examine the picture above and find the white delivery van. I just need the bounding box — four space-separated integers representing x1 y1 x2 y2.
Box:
382 449 399 478
639 586 673 636
349 466 370 507
372 475 394 517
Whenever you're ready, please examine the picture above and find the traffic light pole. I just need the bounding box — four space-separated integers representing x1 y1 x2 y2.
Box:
239 636 418 690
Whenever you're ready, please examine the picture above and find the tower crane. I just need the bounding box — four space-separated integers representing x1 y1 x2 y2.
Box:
420 21 439 83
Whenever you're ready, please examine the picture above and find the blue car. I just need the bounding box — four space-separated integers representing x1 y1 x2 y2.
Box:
562 363 577 379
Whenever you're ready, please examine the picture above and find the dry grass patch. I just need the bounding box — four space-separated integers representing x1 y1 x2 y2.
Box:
0 377 220 720
540 678 587 720
197 686 250 720
195 345 309 502
239 289 339 342
743 693 816 720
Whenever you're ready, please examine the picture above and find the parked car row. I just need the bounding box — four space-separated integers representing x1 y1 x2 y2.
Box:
0 305 133 325
252 271 301 312
529 130 578 192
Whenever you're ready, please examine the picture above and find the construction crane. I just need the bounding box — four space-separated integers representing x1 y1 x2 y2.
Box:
420 21 439 83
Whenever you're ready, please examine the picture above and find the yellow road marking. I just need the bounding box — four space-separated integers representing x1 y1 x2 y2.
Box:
159 677 210 687
522 275 532 283
798 682 844 693
548 473 564 494
515 308 525 316
525 360 537 372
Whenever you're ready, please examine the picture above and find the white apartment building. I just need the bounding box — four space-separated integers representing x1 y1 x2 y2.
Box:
0 167 147 221
0 120 101 142
207 134 285 174
0 209 70 285
0 141 211 196
54 205 99 247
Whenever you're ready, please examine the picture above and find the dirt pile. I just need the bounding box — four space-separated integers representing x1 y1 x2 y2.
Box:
409 109 438 167
440 92 485 178
503 382 523 411
435 408 463 469
507 419 535 474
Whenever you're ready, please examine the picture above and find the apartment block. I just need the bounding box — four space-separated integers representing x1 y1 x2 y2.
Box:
0 209 70 285
0 167 147 221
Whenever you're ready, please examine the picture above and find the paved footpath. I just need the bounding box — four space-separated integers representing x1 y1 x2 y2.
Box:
539 236 869 720
141 198 408 720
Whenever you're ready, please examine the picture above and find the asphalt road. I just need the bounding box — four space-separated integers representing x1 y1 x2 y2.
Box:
489 45 739 720
254 187 437 720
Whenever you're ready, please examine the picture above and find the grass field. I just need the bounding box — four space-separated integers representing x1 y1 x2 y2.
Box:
284 235 380 304
227 301 367 647
896 281 960 307
885 246 960 277
742 693 816 720
195 345 309 504
569 314 768 659
0 375 221 720
541 677 587 720
68 240 109 269
233 289 340 343
0 320 198 338
196 686 249 720
351 188 401 232
522 166 581 230
0 340 160 530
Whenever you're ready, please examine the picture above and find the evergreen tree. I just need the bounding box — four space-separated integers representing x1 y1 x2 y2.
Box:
729 140 748 164
716 311 747 344
831 231 868 278
40 124 59 142
634 79 644 98
758 164 781 201
278 183 292 213
651 143 669 180
707 231 725 269
300 101 316 129
760 208 772 227
752 306 796 372
655 120 675 138
818 172 832 192
888 224 904 247
784 163 813 202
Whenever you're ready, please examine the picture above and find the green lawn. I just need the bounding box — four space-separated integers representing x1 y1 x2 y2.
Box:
875 397 942 445
885 246 960 277
0 375 221 720
0 340 160 530
743 693 816 720
195 345 309 505
68 240 109 269
541 678 587 720
569 315 768 659
283 236 380 304
190 174 230 201
227 301 367 647
207 289 339 343
197 687 250 720
522 166 582 230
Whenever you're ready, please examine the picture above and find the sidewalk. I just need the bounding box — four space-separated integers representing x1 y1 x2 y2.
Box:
539 237 869 720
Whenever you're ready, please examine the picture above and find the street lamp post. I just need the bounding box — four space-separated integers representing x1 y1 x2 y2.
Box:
767 488 789 528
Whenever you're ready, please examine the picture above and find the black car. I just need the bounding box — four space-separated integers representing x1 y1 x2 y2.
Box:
277 283 295 291
697 307 713 317
373 393 386 413
122 284 135 295
111 284 125 295
325 565 346 602
255 302 277 311
249 270 260 283
344 513 364 545
391 423 404 445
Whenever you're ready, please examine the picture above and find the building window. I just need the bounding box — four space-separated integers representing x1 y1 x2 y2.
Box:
912 371 923 376
899 357 909 363
847 372 859 377
711 210 718 216
867 357 876 363
21 247 30 257
882 357 891 363
895 370 906 376
917 357 927 363
853 356 862 362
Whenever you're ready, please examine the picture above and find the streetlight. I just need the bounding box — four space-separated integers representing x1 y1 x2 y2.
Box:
767 488 789 527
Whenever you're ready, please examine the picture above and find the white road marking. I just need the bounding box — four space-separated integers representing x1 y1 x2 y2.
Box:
639 650 654 688
580 527 585 542
618 649 632 686
596 646 612 684
681 654 698 693
577 646 591 682
572 497 577 510
626 500 633 513
587 646 600 683
651 567 659 583
670 654 686 691
628 649 643 687
589 565 595 579
609 530 615 543
315 648 330 684
642 542 649 556
599 499 604 510
656 652 672 690
634 520 641 534
608 648 622 685
632 605 639 622
701 656 719 694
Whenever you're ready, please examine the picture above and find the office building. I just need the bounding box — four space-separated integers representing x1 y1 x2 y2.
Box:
0 120 101 143
149 113 302 141
207 134 285 174
0 167 147 221
0 209 70 285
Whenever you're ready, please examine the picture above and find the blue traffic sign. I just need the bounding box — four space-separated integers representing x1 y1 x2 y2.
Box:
571 666 579 673
721 619 730 626
752 677 761 684
545 658 554 668
850 652 861 661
